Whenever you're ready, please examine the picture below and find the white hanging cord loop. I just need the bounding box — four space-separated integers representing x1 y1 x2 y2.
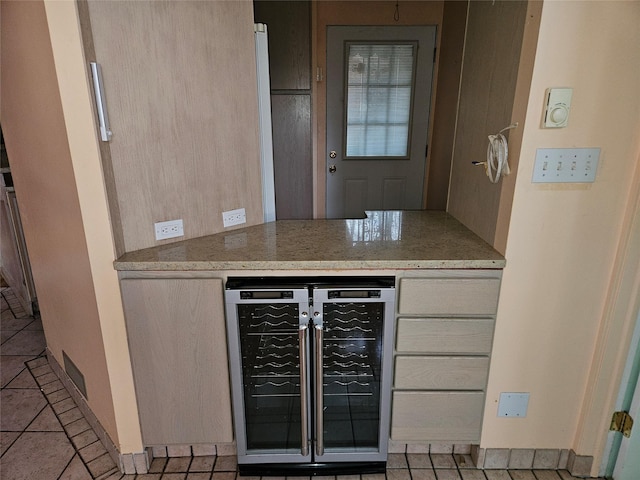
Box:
481 123 518 184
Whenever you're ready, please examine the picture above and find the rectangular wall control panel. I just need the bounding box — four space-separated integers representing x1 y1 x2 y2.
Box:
532 148 600 183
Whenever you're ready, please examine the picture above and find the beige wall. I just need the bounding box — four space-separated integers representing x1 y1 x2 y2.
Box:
0 0 124 446
483 1 640 475
5 0 640 470
43 0 144 454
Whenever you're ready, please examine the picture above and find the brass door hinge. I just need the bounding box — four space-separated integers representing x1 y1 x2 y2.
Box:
610 411 634 437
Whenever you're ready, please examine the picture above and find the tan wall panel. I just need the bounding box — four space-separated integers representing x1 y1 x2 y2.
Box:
447 1 528 244
85 1 263 252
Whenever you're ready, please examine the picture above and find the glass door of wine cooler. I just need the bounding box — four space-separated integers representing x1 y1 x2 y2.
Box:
225 287 312 464
311 286 395 463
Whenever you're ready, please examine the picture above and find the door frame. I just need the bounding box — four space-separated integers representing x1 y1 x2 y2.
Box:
597 185 640 476
604 309 640 478
574 155 640 477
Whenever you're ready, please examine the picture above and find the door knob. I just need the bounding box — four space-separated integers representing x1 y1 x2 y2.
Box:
329 150 337 159
329 165 337 173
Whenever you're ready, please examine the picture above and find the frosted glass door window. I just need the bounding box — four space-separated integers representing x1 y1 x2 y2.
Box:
345 43 416 158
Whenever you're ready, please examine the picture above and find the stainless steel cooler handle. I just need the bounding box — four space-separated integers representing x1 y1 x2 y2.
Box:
314 323 324 456
299 324 309 456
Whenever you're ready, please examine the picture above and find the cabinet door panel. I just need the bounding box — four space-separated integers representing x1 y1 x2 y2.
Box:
253 0 310 90
121 278 232 445
396 317 494 354
394 356 489 390
391 391 484 442
398 278 500 315
271 95 312 219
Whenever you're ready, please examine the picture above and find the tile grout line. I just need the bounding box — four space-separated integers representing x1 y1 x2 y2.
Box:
0 300 47 461
25 356 121 480
0 290 28 320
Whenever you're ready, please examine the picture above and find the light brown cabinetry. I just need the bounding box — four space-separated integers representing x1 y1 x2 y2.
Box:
120 277 233 446
391 270 501 443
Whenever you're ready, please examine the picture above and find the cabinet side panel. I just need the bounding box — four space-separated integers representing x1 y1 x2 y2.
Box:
121 278 233 445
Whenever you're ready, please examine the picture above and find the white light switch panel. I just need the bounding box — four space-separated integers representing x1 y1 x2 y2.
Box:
532 148 600 183
498 392 530 417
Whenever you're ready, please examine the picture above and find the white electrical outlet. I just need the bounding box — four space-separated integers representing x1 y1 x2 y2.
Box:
222 208 246 228
154 219 184 240
532 148 600 183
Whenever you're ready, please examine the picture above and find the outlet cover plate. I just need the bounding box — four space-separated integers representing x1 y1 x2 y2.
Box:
223 208 246 228
533 148 600 183
498 392 530 417
154 219 184 240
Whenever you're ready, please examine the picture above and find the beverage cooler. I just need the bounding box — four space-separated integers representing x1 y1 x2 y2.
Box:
224 277 396 475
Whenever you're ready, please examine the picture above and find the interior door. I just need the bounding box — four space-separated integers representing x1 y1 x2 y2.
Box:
326 26 436 218
607 309 640 479
613 370 640 480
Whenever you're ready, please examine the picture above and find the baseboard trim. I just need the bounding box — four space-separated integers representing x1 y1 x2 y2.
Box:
471 445 593 476
39 360 598 479
46 348 150 474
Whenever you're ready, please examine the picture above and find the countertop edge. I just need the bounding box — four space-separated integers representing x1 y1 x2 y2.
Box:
114 259 506 272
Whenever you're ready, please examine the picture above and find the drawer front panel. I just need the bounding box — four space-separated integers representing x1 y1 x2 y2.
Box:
391 391 484 442
398 278 500 315
396 317 494 354
394 356 489 390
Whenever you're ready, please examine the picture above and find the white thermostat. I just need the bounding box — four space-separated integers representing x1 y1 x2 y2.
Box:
542 87 572 128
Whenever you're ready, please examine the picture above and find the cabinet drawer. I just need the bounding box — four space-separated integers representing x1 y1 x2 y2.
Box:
391 391 484 442
396 317 494 354
398 278 500 315
394 356 489 390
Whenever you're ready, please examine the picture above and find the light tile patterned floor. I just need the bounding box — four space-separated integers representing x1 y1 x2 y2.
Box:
1 285 601 480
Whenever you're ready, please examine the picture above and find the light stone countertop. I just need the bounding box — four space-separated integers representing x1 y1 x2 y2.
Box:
114 211 505 271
